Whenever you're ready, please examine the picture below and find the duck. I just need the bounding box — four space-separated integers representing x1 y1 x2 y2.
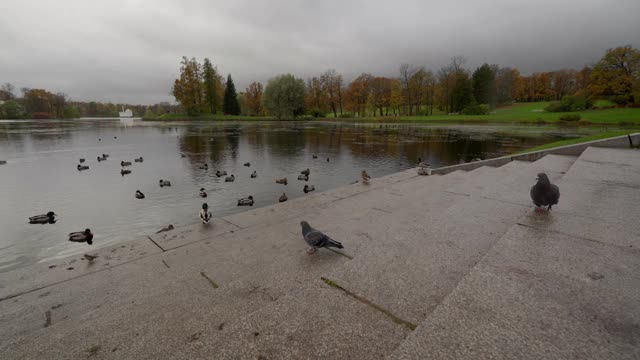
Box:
121 161 132 167
216 170 227 177
77 164 89 171
300 168 310 176
225 174 235 182
0 160 6 165
114 136 117 139
199 188 207 197
200 203 212 224
361 170 371 185
297 174 309 181
326 157 330 162
68 229 93 245
312 154 318 159
135 190 145 199
83 254 98 261
237 196 254 206
156 224 175 233
279 192 288 202
102 154 109 158
303 185 316 193
159 179 171 187
276 177 288 185
79 158 86 163
121 169 131 175
97 156 104 162
29 211 56 224
250 171 257 178
134 157 144 163
181 154 186 158
244 162 250 167
199 163 208 170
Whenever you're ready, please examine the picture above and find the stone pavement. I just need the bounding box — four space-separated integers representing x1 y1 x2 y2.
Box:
1 146 639 359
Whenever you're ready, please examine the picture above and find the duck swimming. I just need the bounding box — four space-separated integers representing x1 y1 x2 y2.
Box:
303 185 316 193
135 190 145 199
199 163 208 170
97 156 104 162
225 174 235 182
250 171 257 178
237 196 254 206
216 170 227 177
102 154 109 158
297 174 309 181
276 177 288 185
159 179 171 187
79 158 85 163
77 164 89 171
200 188 207 197
68 229 93 245
300 168 310 176
312 154 318 159
134 157 144 163
279 192 288 202
29 211 56 224
244 162 250 167
200 203 212 224
121 161 132 167
121 169 131 175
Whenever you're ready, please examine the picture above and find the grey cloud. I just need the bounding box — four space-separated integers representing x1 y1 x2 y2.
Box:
1 0 638 104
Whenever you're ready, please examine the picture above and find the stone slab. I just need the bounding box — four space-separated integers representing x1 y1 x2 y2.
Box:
446 160 531 196
147 217 239 251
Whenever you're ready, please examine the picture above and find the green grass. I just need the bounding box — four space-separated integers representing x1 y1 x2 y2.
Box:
146 102 640 125
514 131 633 154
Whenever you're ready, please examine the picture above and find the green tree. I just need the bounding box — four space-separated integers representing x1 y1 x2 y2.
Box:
451 73 474 112
223 74 241 115
203 58 218 114
589 45 640 104
263 74 305 119
0 100 25 119
471 63 495 105
63 104 80 119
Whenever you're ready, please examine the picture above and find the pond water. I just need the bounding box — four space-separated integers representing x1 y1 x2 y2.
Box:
0 119 630 271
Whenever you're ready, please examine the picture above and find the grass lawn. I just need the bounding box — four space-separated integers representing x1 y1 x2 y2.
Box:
514 131 635 154
146 102 640 125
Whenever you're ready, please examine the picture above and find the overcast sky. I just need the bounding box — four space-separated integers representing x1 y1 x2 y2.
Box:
1 0 638 104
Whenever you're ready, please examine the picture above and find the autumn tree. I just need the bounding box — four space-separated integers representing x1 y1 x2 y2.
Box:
494 67 522 105
321 69 343 117
263 74 305 119
223 74 241 115
369 77 393 116
244 81 264 116
305 76 327 114
202 58 218 114
575 66 592 96
0 83 15 100
399 64 417 115
551 69 577 100
589 45 640 104
172 56 204 115
344 73 373 116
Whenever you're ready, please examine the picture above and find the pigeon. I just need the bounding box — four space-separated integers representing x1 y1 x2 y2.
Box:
83 254 98 261
300 221 343 255
530 173 559 212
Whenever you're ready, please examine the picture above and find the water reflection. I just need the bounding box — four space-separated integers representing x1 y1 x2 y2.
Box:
0 119 633 272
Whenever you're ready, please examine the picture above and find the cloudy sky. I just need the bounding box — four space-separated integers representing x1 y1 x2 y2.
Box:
1 0 638 104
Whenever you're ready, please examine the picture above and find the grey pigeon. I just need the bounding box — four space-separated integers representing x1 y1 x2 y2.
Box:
300 221 343 255
530 173 559 212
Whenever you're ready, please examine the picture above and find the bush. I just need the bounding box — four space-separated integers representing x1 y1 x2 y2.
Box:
338 112 354 118
462 103 490 115
546 95 593 112
559 114 581 122
308 108 325 118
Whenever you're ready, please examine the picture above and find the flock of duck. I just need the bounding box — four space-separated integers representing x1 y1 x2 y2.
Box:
28 146 376 248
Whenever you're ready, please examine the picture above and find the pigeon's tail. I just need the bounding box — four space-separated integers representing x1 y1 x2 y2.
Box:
326 237 344 249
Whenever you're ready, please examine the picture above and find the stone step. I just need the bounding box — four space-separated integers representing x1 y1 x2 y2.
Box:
446 160 531 196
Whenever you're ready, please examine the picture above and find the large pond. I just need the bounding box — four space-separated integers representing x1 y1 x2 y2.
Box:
0 119 632 271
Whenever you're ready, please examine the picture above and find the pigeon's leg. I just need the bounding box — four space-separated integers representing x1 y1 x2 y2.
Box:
534 207 543 214
547 205 552 211
307 247 317 255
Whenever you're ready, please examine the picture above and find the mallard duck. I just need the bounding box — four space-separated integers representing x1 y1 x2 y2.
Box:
121 161 132 167
68 229 93 245
200 203 212 224
199 163 208 170
199 188 207 198
159 179 171 187
29 211 56 224
79 158 85 163
225 174 235 182
303 185 316 193
244 162 250 167
97 156 104 162
134 157 144 163
237 196 254 206
102 154 109 158
312 154 318 159
300 168 310 176
135 190 145 199
77 164 89 171
297 174 309 181
279 192 288 202
361 170 371 185
276 177 288 185
121 169 131 175
250 171 257 178
216 170 227 177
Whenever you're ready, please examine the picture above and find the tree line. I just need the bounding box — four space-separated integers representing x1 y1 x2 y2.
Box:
171 45 640 119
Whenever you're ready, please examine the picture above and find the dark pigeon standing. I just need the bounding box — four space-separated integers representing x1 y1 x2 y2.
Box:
300 221 343 255
530 173 560 213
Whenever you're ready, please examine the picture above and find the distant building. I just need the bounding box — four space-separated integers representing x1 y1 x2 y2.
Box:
119 107 133 118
